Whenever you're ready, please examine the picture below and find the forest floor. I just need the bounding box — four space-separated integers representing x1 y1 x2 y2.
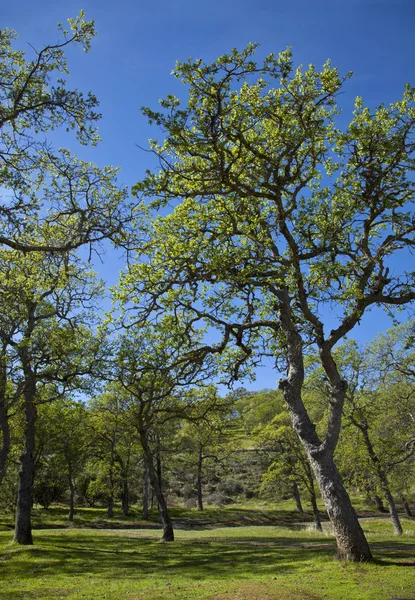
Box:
0 502 414 600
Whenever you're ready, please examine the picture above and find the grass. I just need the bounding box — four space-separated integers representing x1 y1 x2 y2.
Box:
0 504 414 600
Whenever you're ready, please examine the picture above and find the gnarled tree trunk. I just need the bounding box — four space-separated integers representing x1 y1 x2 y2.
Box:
278 294 372 562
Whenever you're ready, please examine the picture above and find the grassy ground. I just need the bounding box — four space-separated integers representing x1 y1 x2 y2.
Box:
0 504 414 600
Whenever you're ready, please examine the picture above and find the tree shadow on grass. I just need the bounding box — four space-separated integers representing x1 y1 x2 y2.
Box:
0 532 333 585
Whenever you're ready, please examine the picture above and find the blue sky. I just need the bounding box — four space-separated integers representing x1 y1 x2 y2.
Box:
2 0 415 389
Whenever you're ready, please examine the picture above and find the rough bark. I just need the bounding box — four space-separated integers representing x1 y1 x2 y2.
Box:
309 452 371 559
14 365 37 545
292 481 304 513
277 291 372 562
139 426 174 541
401 495 413 518
142 465 149 520
197 446 204 511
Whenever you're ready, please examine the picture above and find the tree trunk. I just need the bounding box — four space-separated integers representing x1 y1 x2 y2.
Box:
308 452 372 561
0 395 10 488
14 367 37 545
142 465 149 520
384 488 403 535
359 425 403 535
374 495 387 513
401 495 413 518
107 495 114 519
292 481 303 513
68 469 75 522
139 426 174 541
197 446 204 511
121 478 129 516
0 353 11 488
310 490 322 531
277 289 372 562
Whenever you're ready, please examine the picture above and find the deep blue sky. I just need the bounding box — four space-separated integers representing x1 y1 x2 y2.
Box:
2 0 415 388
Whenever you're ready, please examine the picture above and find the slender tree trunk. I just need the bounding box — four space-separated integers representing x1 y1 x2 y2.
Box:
359 425 403 535
384 489 403 535
139 426 174 541
68 467 75 522
310 490 322 531
107 495 114 519
292 481 303 513
0 353 11 488
0 397 10 488
401 495 413 518
121 478 129 516
374 495 387 513
197 447 204 511
14 366 37 545
142 465 149 520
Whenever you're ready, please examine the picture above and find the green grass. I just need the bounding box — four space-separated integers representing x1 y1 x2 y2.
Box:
0 506 414 600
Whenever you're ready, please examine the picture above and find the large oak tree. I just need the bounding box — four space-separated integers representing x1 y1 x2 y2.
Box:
120 45 415 561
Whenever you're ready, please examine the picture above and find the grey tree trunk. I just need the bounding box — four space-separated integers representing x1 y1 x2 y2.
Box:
292 481 304 513
142 466 149 520
308 452 371 559
139 427 174 541
401 495 413 518
277 288 372 562
14 366 37 545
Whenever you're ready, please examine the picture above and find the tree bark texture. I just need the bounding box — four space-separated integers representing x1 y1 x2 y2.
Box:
277 304 372 561
308 452 372 560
